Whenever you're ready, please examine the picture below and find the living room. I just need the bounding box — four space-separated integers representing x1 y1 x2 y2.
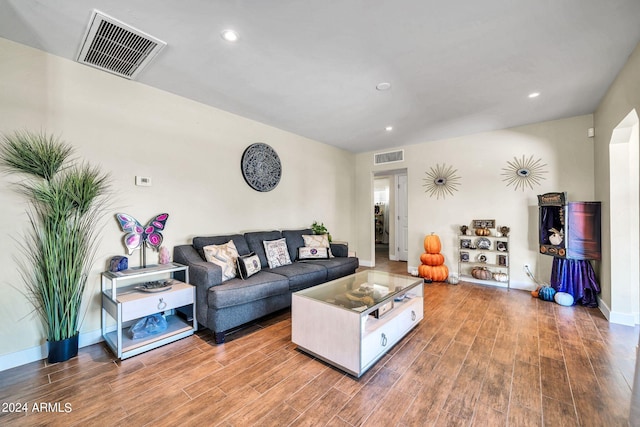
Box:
1 1 639 425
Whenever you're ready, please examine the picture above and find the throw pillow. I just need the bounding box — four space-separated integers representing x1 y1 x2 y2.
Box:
302 234 334 257
203 240 238 282
263 238 292 268
237 253 261 279
298 246 330 259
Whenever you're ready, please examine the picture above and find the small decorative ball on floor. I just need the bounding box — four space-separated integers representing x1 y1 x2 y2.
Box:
554 292 574 306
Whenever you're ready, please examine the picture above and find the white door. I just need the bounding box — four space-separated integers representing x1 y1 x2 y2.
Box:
396 174 408 261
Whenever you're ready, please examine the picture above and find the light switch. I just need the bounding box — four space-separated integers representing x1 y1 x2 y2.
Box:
135 176 152 186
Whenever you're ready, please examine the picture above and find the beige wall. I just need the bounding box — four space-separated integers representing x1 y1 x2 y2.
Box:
593 41 640 323
0 38 355 363
355 115 596 289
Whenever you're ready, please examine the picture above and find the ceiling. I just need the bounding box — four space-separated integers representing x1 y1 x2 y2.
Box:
1 1 640 153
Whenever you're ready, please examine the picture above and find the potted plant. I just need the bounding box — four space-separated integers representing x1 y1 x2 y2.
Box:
0 131 110 363
311 221 331 242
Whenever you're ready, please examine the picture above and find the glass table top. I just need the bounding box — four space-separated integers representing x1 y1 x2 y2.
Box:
294 270 422 313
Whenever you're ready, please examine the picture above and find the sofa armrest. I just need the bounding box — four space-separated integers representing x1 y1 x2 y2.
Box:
174 244 224 328
173 245 223 289
330 242 348 257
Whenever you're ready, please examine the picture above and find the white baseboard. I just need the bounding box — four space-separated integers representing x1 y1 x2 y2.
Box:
590 296 639 326
598 296 611 321
0 329 104 372
609 310 638 326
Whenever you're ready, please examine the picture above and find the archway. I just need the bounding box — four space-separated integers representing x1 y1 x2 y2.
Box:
609 109 639 325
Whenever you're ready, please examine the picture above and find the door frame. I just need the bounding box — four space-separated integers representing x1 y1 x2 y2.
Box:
373 168 408 265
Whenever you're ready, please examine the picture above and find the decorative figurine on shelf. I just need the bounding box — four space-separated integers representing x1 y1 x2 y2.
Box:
159 246 171 264
459 225 468 236
109 256 128 272
548 228 564 245
116 213 169 267
499 226 510 237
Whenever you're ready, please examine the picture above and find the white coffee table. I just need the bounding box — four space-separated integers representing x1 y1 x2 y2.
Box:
292 270 423 377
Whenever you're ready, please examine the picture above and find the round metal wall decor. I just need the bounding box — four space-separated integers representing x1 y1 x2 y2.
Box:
241 143 282 192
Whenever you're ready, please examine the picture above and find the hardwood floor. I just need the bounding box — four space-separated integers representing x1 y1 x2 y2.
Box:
1 250 637 426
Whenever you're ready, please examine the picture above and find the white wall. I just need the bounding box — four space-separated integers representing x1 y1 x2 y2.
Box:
593 41 640 322
0 38 355 367
355 115 596 290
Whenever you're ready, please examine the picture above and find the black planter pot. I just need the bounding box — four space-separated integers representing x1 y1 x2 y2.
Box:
47 333 79 363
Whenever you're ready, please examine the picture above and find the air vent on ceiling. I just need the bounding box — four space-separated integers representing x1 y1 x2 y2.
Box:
76 10 166 79
374 149 404 165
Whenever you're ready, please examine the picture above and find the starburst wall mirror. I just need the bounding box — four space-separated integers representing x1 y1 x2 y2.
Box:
422 163 461 199
501 155 548 191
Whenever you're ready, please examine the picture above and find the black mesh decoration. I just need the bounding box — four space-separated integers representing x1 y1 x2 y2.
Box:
241 143 282 192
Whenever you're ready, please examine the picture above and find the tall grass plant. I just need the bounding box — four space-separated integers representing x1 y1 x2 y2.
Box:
1 131 110 342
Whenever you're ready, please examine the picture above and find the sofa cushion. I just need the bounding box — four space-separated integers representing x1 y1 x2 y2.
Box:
207 271 290 309
298 246 330 259
237 253 261 279
265 262 327 292
244 230 282 268
263 238 292 268
203 240 238 282
303 234 334 257
282 228 313 261
303 257 359 281
194 234 250 259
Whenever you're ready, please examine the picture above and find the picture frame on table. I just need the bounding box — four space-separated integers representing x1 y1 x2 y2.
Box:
498 255 508 266
460 239 471 249
460 251 470 262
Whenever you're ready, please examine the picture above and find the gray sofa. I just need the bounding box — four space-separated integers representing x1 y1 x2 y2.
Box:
173 228 359 343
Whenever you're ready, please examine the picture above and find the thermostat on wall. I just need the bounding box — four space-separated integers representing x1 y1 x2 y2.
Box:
135 176 152 186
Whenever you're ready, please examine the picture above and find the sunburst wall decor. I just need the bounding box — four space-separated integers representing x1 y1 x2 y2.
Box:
423 163 461 199
501 155 548 191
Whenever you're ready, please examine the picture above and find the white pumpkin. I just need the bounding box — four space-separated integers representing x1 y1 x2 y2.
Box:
554 292 574 306
492 272 509 282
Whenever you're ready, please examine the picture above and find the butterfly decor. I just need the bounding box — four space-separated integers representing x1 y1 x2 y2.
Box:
116 213 169 255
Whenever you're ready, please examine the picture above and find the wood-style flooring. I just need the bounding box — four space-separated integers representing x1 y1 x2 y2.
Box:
1 249 638 426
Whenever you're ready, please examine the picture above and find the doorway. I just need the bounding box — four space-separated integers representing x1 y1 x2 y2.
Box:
373 169 408 270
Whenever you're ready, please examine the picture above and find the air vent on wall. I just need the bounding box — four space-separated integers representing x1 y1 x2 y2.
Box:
374 149 404 165
76 10 166 79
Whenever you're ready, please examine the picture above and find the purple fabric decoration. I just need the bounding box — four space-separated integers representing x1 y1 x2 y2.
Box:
550 258 600 307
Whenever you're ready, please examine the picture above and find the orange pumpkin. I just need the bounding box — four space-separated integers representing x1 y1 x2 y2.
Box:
418 264 430 278
419 264 449 281
475 227 491 236
423 233 442 254
420 252 445 266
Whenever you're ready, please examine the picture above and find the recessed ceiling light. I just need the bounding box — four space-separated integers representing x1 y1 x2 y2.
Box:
221 29 239 42
528 92 540 98
376 82 392 91
385 126 393 131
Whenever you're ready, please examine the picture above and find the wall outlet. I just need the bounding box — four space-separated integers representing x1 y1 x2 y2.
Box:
135 176 152 187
